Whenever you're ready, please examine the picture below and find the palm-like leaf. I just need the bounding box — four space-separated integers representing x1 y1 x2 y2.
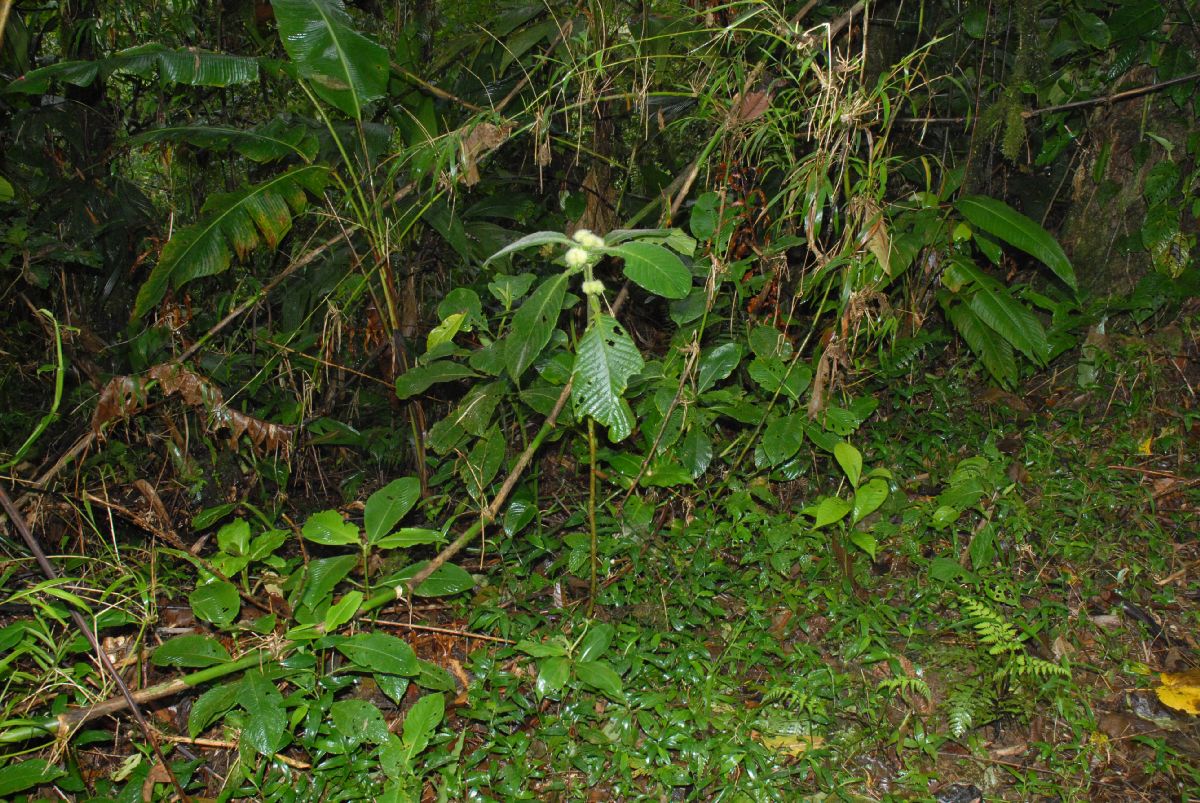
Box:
134 166 328 318
946 299 1017 388
6 44 257 94
130 118 318 163
272 0 388 119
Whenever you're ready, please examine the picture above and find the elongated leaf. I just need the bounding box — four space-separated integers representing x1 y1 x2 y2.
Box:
130 118 317 163
134 166 327 318
952 260 1049 364
571 315 644 442
6 44 257 94
0 760 65 796
237 670 286 755
946 301 1017 388
189 682 240 737
365 477 421 545
955 195 1076 290
609 241 693 299
483 230 575 265
696 343 742 394
505 273 568 381
395 360 480 399
337 632 418 675
273 0 388 118
401 693 444 761
834 441 862 487
575 660 624 700
152 634 231 668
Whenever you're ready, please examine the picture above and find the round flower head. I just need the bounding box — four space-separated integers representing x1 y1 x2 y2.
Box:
564 246 590 269
581 279 606 296
572 229 605 250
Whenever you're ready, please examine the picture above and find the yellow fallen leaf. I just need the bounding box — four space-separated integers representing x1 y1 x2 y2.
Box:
753 732 824 758
1155 670 1200 715
1138 435 1153 456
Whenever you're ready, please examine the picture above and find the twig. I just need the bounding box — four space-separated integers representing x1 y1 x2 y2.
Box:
367 618 514 644
159 734 310 769
898 72 1200 125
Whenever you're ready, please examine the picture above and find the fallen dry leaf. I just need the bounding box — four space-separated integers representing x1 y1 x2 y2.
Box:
1155 669 1200 715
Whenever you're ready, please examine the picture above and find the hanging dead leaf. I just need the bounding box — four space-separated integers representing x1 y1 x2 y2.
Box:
1155 669 1200 715
460 122 511 187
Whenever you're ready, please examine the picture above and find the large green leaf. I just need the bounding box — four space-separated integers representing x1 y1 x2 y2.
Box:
608 241 693 299
505 273 569 381
130 118 318 163
5 44 258 94
152 634 231 668
273 0 388 118
364 477 421 545
395 361 480 399
951 260 1049 364
946 300 1017 388
134 166 327 318
955 195 1076 291
337 632 418 675
571 315 644 442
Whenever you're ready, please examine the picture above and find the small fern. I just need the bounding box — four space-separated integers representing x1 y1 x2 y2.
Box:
958 595 1023 654
878 675 932 704
946 595 1072 738
761 685 823 719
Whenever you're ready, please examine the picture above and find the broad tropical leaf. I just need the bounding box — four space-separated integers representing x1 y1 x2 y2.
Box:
955 195 1076 291
572 315 644 441
6 44 258 94
134 166 328 318
364 477 421 545
609 241 693 299
272 0 389 119
951 260 1050 364
505 273 568 381
946 300 1017 388
131 118 318 163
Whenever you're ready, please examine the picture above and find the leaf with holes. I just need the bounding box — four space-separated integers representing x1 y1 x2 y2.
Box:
571 315 644 442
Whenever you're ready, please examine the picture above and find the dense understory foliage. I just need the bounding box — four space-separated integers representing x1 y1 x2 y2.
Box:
0 0 1197 799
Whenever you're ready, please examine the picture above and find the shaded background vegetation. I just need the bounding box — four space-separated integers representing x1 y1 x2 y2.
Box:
0 0 1198 799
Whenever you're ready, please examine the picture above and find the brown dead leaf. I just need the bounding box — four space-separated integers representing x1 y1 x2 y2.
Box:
460 122 511 187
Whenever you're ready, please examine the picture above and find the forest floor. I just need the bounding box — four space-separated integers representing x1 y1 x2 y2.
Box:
424 322 1200 801
3 322 1200 802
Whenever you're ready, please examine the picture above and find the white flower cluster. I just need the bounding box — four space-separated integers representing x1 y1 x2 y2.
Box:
581 279 606 296
564 228 606 270
572 229 605 249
